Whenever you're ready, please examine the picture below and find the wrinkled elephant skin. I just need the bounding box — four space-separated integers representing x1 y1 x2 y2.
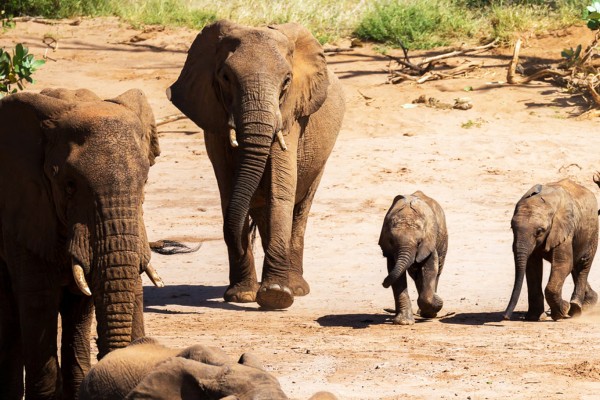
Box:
504 179 599 321
379 191 448 325
0 88 160 399
168 20 345 310
79 337 339 400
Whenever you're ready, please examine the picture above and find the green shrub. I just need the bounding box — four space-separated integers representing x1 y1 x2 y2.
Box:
0 43 45 97
354 0 479 49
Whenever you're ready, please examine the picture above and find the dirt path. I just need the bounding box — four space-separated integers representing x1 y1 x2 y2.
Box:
3 18 600 399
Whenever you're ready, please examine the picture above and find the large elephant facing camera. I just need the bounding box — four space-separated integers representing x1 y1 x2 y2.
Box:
0 88 163 400
168 20 345 309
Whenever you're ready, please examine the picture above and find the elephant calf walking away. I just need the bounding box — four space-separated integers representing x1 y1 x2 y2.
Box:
379 191 448 325
504 179 599 321
168 20 345 310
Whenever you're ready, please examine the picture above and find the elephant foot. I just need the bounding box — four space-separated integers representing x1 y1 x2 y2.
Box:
289 273 310 296
224 281 259 303
550 300 571 321
569 301 582 318
392 313 415 325
417 294 443 319
583 287 598 310
524 310 546 321
256 283 294 310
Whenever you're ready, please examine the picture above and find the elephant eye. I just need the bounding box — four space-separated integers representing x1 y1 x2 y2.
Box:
282 75 292 92
65 181 76 196
535 227 545 237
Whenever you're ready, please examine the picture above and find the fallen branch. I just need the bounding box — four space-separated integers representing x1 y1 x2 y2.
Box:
390 61 482 84
507 38 569 84
418 38 498 66
12 16 81 25
324 47 354 54
156 113 187 126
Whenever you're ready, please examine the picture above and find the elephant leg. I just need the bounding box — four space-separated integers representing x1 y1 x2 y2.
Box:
256 140 299 310
546 245 573 321
59 289 93 400
18 288 62 399
288 170 326 297
205 133 258 303
224 216 259 303
0 260 24 400
389 258 414 325
524 253 545 321
416 251 443 319
583 282 598 311
569 255 595 316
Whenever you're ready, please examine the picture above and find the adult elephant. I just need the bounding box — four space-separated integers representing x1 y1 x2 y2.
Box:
168 20 345 309
0 88 163 400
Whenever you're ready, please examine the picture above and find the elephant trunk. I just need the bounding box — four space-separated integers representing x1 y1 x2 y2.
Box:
223 80 279 257
382 247 416 288
90 196 143 358
503 240 532 320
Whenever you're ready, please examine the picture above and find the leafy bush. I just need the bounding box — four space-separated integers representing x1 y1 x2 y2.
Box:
354 0 479 49
0 44 45 97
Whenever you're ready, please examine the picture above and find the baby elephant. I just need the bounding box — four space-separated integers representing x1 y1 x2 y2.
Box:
504 179 599 321
79 337 337 400
379 191 448 325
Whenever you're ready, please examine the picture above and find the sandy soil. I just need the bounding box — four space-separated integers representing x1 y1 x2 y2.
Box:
4 18 600 400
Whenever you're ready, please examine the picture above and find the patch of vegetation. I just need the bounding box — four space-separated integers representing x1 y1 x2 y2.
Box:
461 118 486 128
0 44 45 97
355 0 479 49
1 0 596 49
112 0 217 29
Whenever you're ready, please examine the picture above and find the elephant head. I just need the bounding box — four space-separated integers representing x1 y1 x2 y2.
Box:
503 183 576 320
167 20 329 258
379 193 439 288
0 89 161 357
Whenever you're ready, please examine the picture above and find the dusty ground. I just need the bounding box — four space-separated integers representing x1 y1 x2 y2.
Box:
4 18 600 400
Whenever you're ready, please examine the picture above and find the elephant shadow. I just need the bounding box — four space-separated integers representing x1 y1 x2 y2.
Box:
438 311 512 326
316 313 395 329
143 285 256 312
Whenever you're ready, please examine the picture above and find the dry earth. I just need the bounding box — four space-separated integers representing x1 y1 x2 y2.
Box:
3 18 600 400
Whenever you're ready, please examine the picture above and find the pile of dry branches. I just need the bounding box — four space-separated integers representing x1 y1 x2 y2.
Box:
387 39 498 84
507 32 600 107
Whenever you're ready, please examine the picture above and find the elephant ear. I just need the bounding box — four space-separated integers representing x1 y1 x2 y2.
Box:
269 23 329 125
378 195 408 250
545 191 576 251
40 87 102 102
0 92 70 260
168 20 237 133
106 89 161 166
415 200 437 263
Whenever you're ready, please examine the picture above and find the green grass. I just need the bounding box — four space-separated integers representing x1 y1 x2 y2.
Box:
1 0 595 48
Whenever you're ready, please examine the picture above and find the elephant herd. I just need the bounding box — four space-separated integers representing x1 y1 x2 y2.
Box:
0 19 598 400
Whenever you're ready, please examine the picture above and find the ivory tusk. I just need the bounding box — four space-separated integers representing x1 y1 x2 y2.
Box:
229 128 239 148
72 263 92 296
145 264 165 288
165 87 172 101
276 131 287 151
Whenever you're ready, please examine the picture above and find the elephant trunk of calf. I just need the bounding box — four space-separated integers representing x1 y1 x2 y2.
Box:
223 83 279 258
382 248 416 288
90 197 144 358
503 241 532 320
